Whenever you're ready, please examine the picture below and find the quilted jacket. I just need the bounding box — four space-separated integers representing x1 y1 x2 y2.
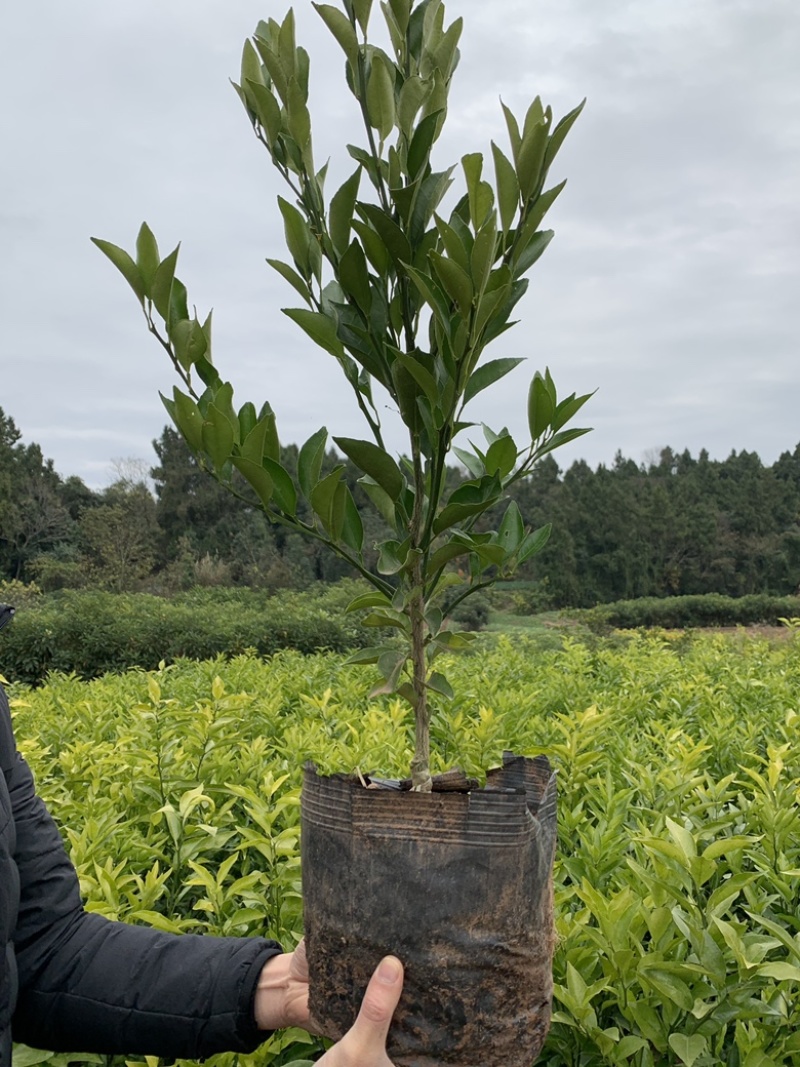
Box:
0 685 282 1064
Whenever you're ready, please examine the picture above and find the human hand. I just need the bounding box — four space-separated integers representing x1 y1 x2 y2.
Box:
316 955 403 1067
254 939 311 1031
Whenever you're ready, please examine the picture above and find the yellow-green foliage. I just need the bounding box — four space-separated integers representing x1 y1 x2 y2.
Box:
6 629 800 1067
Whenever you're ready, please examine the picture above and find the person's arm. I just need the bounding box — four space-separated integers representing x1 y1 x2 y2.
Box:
4 688 282 1057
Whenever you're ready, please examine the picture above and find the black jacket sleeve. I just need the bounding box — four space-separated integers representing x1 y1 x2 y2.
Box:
5 689 283 1057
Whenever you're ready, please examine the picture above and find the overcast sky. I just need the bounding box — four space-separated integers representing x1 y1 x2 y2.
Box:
2 0 798 488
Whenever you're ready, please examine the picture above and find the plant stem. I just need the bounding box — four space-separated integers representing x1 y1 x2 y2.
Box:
409 440 431 791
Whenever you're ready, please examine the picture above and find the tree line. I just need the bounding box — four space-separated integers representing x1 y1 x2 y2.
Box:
2 406 798 607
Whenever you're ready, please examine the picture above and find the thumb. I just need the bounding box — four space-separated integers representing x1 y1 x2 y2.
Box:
343 956 404 1057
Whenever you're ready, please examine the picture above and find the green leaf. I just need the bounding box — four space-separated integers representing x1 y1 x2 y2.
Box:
426 537 473 574
262 457 297 514
346 645 397 665
286 77 312 154
518 523 551 563
667 1034 707 1067
512 229 554 278
551 389 595 433
528 371 555 440
246 81 283 145
433 496 499 536
313 3 359 64
91 238 146 305
370 650 408 696
352 0 373 34
427 672 453 700
461 153 494 230
357 204 412 269
346 591 394 613
311 467 347 539
407 108 442 179
397 75 430 140
202 405 235 471
231 457 274 509
430 252 473 315
545 98 586 171
330 168 362 257
757 962 800 982
297 426 328 499
500 100 522 164
464 357 523 404
396 352 438 406
333 437 404 499
267 258 312 303
341 485 364 554
536 426 592 458
496 501 524 554
491 142 519 233
338 241 372 314
403 264 451 327
352 219 390 274
360 477 398 526
366 53 396 140
167 388 204 452
171 318 208 371
136 222 160 294
516 114 549 201
277 196 312 279
151 245 180 321
377 538 409 574
283 308 345 358
485 434 517 478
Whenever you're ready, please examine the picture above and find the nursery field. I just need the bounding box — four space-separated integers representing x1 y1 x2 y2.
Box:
5 627 800 1067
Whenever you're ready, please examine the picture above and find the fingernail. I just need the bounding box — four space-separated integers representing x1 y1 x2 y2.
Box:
377 956 402 984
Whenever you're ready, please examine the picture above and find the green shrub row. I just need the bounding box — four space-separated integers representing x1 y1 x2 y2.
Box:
0 582 373 686
577 593 800 631
7 630 800 1066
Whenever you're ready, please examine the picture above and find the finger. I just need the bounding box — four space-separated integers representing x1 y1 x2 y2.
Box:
347 956 404 1047
289 937 309 982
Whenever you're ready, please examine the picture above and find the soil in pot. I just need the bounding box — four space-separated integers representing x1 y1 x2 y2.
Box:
301 752 557 1067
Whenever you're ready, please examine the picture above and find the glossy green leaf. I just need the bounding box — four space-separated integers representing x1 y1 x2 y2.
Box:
341 485 364 554
313 3 359 64
407 108 441 179
201 405 235 471
283 309 345 358
485 434 517 478
167 389 205 452
528 371 555 440
151 245 180 321
338 241 372 315
311 467 347 539
545 97 586 172
330 168 362 257
463 357 523 404
297 426 328 499
518 523 551 563
231 456 274 509
267 258 312 304
334 436 404 499
427 671 453 700
352 0 373 34
277 197 312 278
512 229 554 278
262 457 297 514
366 54 396 140
491 142 519 232
135 223 160 294
500 100 522 163
91 238 146 305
